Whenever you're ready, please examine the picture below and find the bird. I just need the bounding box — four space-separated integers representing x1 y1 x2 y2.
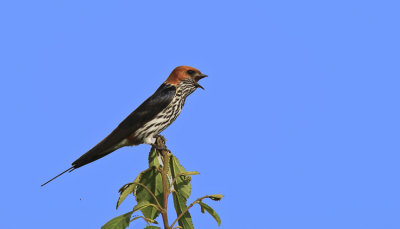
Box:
41 66 207 186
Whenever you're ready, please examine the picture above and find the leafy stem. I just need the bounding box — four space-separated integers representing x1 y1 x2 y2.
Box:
156 137 171 229
169 171 200 193
132 182 163 211
103 135 223 229
169 195 212 228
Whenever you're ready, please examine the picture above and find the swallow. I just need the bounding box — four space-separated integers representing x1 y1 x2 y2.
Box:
41 66 207 186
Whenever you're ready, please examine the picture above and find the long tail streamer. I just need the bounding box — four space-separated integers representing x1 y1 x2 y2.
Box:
41 167 75 187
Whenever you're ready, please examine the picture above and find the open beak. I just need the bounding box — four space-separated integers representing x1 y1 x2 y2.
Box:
193 74 208 90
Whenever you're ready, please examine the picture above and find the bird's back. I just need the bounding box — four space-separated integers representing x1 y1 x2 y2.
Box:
72 83 177 169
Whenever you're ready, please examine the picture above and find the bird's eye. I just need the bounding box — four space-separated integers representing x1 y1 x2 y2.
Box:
187 70 195 75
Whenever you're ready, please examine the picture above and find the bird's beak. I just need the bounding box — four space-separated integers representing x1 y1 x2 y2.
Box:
193 74 208 90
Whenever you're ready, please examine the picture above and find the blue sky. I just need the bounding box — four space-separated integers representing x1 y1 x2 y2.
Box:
1 0 399 228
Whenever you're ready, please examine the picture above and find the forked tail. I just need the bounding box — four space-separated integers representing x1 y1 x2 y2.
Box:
41 167 75 187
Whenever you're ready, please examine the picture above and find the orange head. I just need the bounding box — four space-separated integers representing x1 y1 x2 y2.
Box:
165 66 208 89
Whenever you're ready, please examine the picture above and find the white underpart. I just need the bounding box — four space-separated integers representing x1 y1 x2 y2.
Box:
143 136 156 145
134 103 179 143
133 79 197 144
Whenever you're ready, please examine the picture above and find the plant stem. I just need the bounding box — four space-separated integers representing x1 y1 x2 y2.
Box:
157 137 171 229
169 195 211 228
161 149 170 229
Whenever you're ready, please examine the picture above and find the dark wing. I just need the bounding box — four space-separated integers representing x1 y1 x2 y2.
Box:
72 83 176 168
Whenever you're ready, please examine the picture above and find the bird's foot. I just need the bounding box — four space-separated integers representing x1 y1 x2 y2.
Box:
151 143 163 150
151 143 170 153
150 134 170 153
154 134 166 143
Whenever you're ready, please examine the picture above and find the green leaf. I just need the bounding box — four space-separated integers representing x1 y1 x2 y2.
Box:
170 156 194 229
133 148 166 220
104 201 160 229
170 156 191 198
208 194 224 201
148 147 163 167
134 167 163 220
117 183 135 209
144 226 161 229
117 168 152 209
101 211 133 229
198 202 221 226
179 171 200 176
130 215 157 224
172 192 194 229
133 200 160 212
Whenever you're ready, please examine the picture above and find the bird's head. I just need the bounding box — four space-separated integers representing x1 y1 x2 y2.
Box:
165 66 208 89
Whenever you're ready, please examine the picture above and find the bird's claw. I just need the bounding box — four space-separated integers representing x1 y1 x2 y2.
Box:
151 143 170 153
154 134 166 143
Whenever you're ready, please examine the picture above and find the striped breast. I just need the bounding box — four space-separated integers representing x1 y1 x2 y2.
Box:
133 79 198 143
